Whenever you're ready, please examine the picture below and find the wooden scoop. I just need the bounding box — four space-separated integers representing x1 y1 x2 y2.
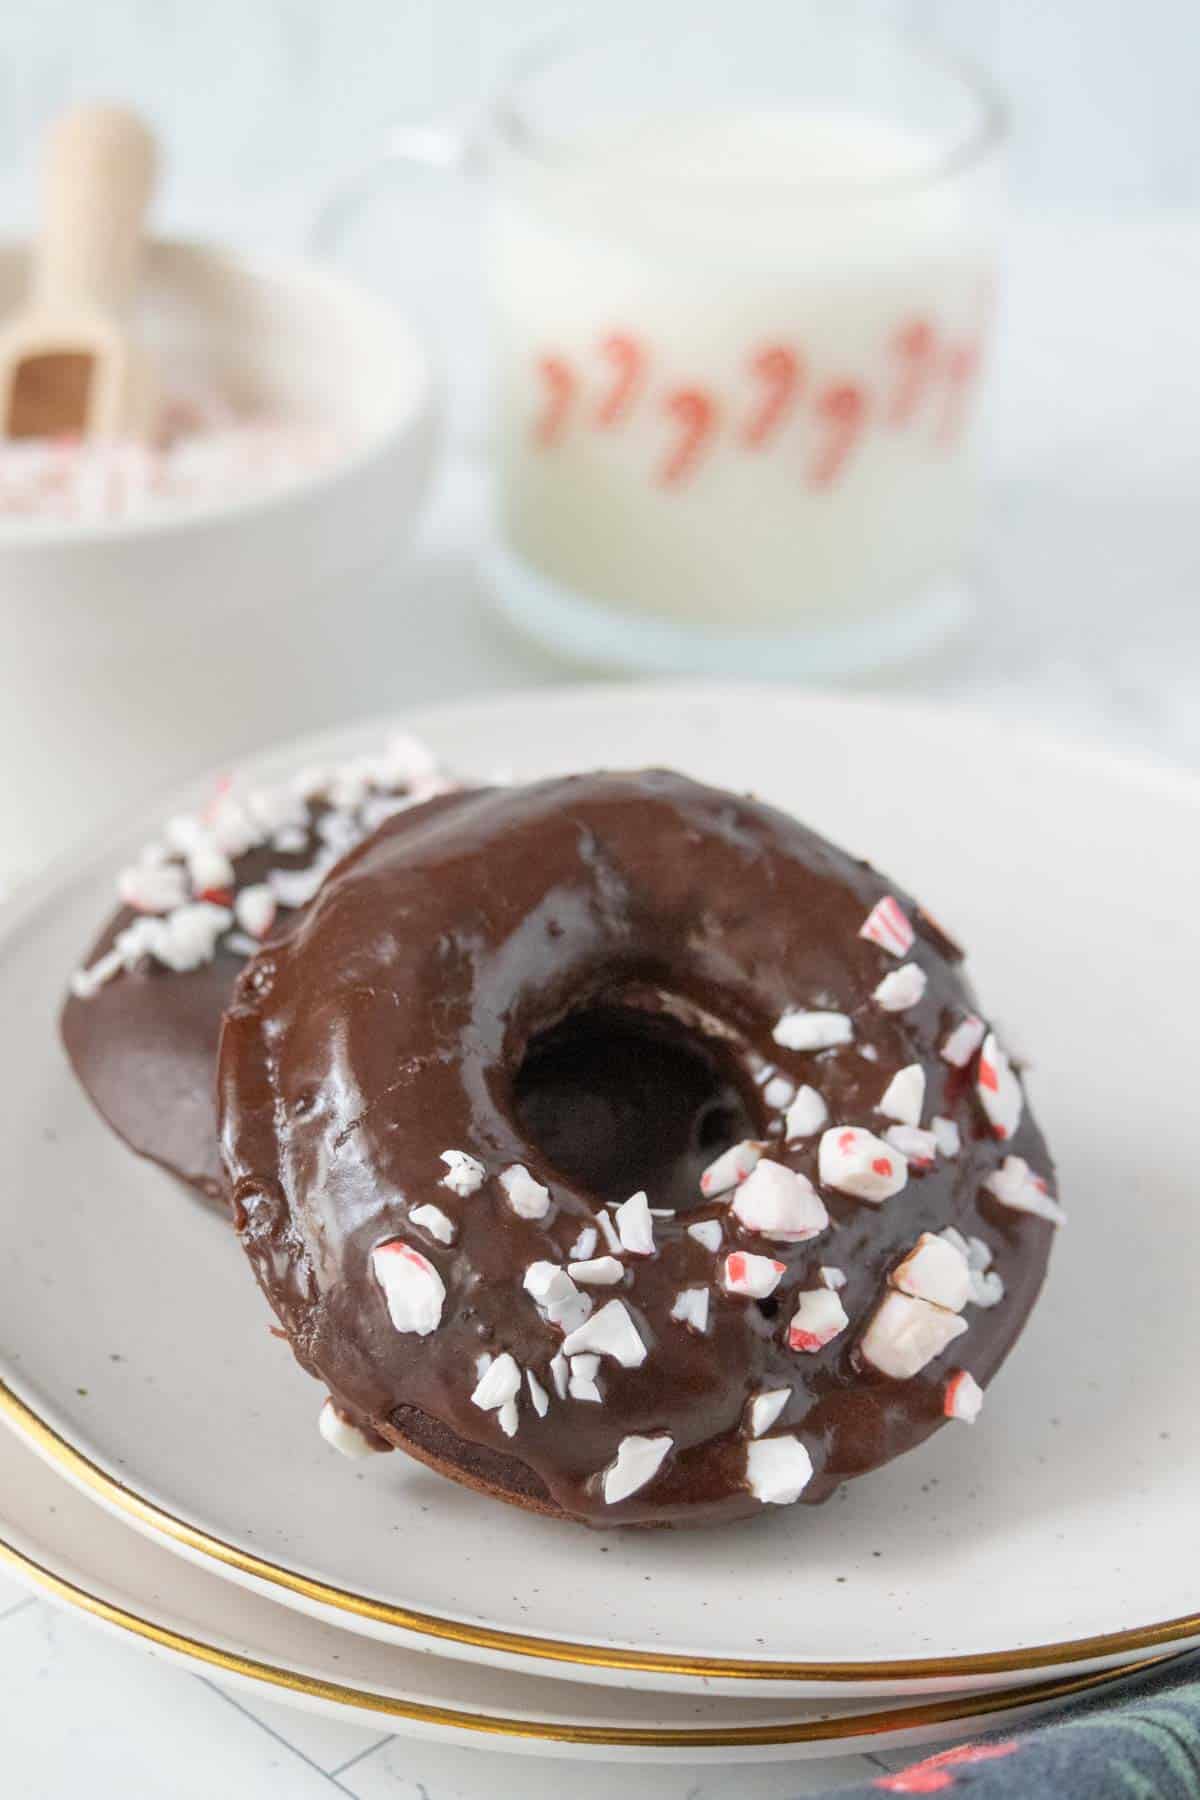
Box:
0 104 159 441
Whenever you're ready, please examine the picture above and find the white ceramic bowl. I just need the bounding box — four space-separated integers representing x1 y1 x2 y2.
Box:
0 238 435 868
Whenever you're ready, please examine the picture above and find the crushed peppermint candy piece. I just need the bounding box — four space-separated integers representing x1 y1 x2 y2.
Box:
568 1353 603 1402
268 857 335 910
186 842 236 897
409 1203 456 1245
773 1009 854 1052
970 1268 1005 1308
472 1351 521 1413
687 1219 723 1253
984 1155 1066 1224
70 948 124 998
763 1074 796 1109
234 883 277 940
568 1256 624 1286
784 1086 828 1140
500 1164 551 1220
884 1124 939 1168
787 1287 849 1352
731 1161 829 1242
117 861 188 914
318 1399 376 1459
721 1251 786 1299
615 1190 655 1254
878 1063 926 1127
372 1239 445 1336
931 1115 962 1157
523 1262 592 1332
603 1434 673 1505
818 1127 908 1202
699 1140 762 1197
944 1369 984 1422
440 1150 485 1197
595 1209 622 1254
746 1435 814 1504
939 1228 1004 1305
526 1369 549 1417
273 824 309 854
859 1291 967 1379
746 1388 790 1437
569 1225 598 1261
859 895 914 957
873 963 928 1012
497 1398 519 1437
669 1287 710 1333
891 1233 970 1313
976 1032 1023 1141
941 1014 986 1068
561 1299 647 1368
549 1352 569 1399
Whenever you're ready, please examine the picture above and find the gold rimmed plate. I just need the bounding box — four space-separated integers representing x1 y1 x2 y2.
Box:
3 687 1199 1695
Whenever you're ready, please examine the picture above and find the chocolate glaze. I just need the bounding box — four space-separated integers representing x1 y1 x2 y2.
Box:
60 783 457 1206
218 771 1058 1528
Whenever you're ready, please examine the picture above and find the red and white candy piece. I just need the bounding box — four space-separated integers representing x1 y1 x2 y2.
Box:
976 1033 1023 1142
983 1155 1066 1225
117 860 188 914
526 1369 549 1417
409 1202 456 1245
234 883 277 940
602 1433 673 1505
884 1124 939 1168
944 1369 984 1423
568 1256 624 1286
773 1009 854 1052
187 841 236 899
818 1127 908 1203
318 1398 376 1459
873 963 927 1012
721 1251 786 1299
615 1190 655 1255
731 1161 829 1242
859 895 914 958
745 1435 814 1504
561 1299 648 1368
859 1291 967 1379
787 1288 849 1352
500 1163 552 1220
687 1219 723 1253
746 1388 790 1437
931 1115 962 1158
784 1085 828 1140
568 1354 603 1402
878 1063 926 1127
699 1140 762 1197
669 1287 710 1333
891 1232 969 1313
440 1150 485 1197
941 1014 985 1068
372 1239 446 1336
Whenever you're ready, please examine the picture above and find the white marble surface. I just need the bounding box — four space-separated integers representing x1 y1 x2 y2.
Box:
1 4 1198 1789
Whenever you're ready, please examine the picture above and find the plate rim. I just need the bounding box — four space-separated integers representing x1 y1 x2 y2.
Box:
0 1515 1174 1746
7 680 1200 1685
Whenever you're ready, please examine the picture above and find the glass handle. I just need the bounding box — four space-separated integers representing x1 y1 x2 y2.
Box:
308 111 485 261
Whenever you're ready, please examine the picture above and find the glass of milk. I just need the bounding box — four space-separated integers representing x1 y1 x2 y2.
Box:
325 3 1005 677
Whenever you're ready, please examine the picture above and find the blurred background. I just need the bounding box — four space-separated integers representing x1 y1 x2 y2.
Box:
0 0 1197 869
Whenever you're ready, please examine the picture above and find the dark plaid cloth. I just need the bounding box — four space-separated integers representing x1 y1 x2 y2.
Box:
821 1652 1200 1798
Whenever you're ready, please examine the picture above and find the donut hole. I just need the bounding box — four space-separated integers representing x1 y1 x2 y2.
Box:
514 1003 759 1214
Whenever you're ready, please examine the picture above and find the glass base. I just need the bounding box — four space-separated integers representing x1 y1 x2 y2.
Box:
484 539 970 680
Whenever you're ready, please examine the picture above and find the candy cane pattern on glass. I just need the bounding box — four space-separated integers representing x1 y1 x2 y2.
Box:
936 341 982 449
658 387 719 487
594 331 646 428
888 318 937 427
533 354 575 449
741 344 803 449
808 381 868 489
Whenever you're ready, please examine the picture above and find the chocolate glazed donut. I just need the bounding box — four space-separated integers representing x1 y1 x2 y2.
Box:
218 771 1062 1528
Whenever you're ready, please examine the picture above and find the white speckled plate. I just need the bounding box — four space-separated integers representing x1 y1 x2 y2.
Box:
1 685 1198 1696
0 1371 1171 1763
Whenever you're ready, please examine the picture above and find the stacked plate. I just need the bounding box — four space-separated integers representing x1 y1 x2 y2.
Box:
1 686 1197 1776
